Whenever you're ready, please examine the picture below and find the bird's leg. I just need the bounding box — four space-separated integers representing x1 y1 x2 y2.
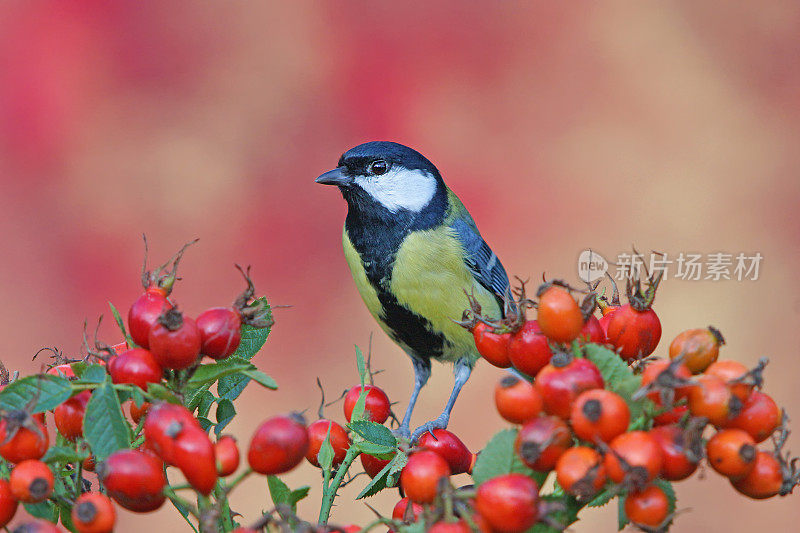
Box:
395 357 431 440
410 358 473 444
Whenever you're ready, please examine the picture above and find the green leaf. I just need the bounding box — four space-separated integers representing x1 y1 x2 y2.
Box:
356 450 406 499
82 379 130 461
187 361 253 387
348 386 370 424
145 383 182 404
654 478 677 515
185 383 213 411
77 364 107 384
398 523 426 533
586 488 617 508
348 420 397 449
267 475 291 508
43 446 85 464
241 369 277 390
472 429 547 486
230 303 272 360
318 427 335 472
356 460 391 499
289 486 310 506
217 373 250 402
215 399 236 436
355 345 366 387
197 417 213 432
196 390 216 418
529 494 582 532
70 362 88 378
0 374 73 413
109 301 135 347
267 477 310 514
24 501 58 522
355 440 395 459
584 344 643 418
131 386 145 408
385 450 407 487
58 498 79 532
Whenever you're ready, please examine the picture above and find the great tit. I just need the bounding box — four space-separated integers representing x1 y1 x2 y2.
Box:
316 141 510 441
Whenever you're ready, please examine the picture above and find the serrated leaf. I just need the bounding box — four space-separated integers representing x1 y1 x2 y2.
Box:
348 420 396 448
43 446 85 464
230 302 272 360
197 416 213 431
472 429 547 486
584 344 643 418
266 476 309 514
267 475 291 508
215 399 236 436
586 488 616 508
654 478 677 515
355 345 366 387
385 451 407 487
70 362 88 378
356 460 391 499
196 390 216 418
145 383 182 404
82 380 130 461
77 364 107 384
289 486 310 506
0 374 72 413
242 369 277 390
217 373 250 402
355 440 395 459
349 386 370 424
187 361 253 387
185 383 213 411
356 450 407 499
24 501 58 521
109 301 135 347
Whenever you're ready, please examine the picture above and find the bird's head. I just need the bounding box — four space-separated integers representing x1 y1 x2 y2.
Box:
316 141 445 216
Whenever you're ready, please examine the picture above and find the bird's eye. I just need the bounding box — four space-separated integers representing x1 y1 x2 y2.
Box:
368 159 389 176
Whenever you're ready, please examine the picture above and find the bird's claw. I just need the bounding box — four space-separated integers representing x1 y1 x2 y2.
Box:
410 414 449 444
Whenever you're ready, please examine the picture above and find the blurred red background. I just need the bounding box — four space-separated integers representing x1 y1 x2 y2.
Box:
1 1 799 531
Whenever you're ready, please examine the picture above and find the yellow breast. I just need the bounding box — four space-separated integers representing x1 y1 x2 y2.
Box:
342 226 502 363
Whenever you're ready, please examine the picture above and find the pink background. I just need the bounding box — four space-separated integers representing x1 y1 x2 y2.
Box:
1 1 799 530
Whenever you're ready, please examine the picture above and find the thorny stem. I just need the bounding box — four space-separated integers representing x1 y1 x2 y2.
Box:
318 446 361 525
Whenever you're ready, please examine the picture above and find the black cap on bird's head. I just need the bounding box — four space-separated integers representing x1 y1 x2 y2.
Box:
316 142 446 215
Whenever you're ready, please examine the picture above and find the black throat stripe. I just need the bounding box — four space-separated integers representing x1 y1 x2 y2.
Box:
343 188 451 361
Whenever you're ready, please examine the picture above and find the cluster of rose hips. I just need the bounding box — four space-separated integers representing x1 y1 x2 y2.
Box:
453 272 799 532
0 242 283 532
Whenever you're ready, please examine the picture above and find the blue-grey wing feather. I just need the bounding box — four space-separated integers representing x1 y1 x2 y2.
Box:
450 216 511 305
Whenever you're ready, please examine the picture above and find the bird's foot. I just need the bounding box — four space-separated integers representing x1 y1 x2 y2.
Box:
410 413 449 444
392 425 411 441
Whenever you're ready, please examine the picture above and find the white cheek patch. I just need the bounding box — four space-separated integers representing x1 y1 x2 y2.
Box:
355 168 437 213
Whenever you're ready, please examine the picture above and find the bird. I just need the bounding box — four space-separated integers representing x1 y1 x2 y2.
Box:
316 141 510 442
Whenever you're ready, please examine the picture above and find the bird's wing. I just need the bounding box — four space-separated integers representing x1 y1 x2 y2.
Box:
448 207 511 305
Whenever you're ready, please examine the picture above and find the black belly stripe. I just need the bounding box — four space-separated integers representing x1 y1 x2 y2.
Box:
343 186 453 361
376 289 448 361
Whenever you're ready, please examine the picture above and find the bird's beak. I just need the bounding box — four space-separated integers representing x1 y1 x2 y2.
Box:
315 167 352 186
